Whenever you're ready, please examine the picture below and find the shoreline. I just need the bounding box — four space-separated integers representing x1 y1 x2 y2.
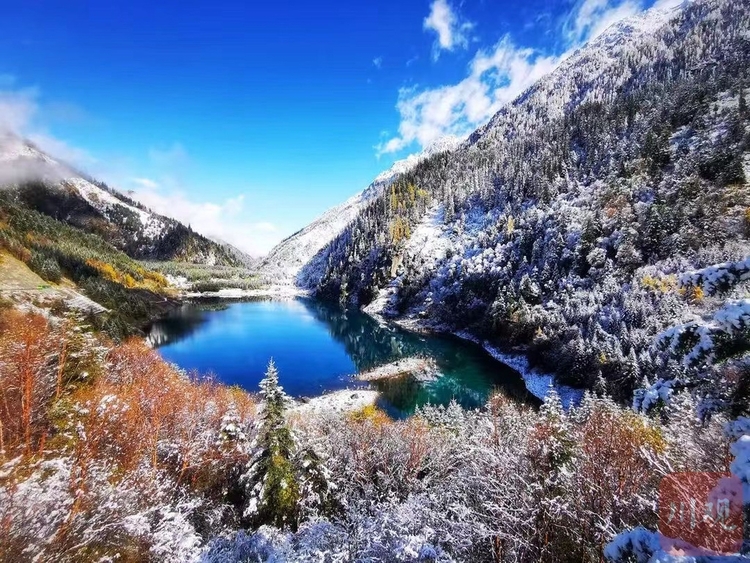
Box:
290 388 380 416
181 285 310 300
163 281 585 409
382 313 584 409
355 356 438 382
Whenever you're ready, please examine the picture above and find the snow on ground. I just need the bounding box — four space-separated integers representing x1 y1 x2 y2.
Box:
0 133 170 241
377 309 584 409
454 331 584 409
290 389 380 417
369 136 463 191
356 357 438 382
261 137 462 285
64 176 170 241
365 204 453 320
405 204 453 267
260 193 368 281
363 278 402 320
184 285 310 299
166 274 190 290
0 134 58 164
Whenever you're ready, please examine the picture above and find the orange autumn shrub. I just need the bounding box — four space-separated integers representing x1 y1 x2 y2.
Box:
0 309 259 561
78 339 257 492
0 309 56 456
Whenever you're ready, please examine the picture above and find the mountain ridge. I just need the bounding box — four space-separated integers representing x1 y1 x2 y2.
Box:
299 0 750 404
259 135 462 283
0 132 240 266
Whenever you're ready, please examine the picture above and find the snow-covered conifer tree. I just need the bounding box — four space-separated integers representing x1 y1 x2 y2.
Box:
243 359 299 529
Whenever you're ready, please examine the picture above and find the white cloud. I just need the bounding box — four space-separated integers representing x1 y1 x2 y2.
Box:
0 84 95 168
381 0 671 154
128 181 278 256
0 82 278 255
373 57 383 69
378 38 558 154
0 87 41 134
423 0 474 57
564 0 642 44
652 0 687 10
132 177 159 189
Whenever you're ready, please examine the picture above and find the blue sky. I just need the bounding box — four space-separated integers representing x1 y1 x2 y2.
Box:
0 0 675 254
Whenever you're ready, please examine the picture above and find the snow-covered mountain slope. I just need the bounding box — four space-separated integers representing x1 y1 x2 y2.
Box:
259 136 461 283
307 0 750 402
467 1 681 148
0 133 239 266
293 1 696 291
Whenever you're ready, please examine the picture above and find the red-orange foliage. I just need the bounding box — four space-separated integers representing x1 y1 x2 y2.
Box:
0 310 56 456
0 308 258 560
77 339 256 489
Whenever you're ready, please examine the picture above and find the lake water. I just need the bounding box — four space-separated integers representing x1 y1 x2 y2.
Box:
146 298 535 416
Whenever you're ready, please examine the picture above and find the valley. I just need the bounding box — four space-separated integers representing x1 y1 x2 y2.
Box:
0 0 749 560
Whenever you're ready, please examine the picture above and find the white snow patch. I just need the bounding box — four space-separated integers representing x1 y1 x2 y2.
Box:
291 389 380 417
455 331 584 409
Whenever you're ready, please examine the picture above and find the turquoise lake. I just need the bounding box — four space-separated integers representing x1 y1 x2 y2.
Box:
146 298 535 416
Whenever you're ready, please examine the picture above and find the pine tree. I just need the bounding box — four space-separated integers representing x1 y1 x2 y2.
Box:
295 445 337 519
242 359 300 529
537 387 575 471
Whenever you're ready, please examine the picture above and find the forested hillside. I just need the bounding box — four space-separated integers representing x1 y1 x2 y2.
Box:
1 303 745 562
0 134 240 266
305 0 750 407
2 0 750 560
0 188 179 335
260 136 461 284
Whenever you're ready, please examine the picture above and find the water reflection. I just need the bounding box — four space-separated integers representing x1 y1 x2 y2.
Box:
145 302 227 347
146 297 536 415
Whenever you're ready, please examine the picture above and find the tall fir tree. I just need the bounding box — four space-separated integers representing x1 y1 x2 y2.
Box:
242 359 300 529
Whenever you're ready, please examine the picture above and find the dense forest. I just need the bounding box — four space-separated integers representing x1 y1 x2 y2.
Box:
1 0 749 560
304 0 750 409
0 303 745 562
0 188 181 335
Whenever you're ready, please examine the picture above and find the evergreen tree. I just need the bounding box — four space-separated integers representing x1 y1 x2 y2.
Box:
242 359 300 529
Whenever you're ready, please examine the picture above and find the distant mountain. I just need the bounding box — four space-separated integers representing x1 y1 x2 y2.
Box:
211 238 258 268
0 133 240 266
259 135 462 283
299 0 750 403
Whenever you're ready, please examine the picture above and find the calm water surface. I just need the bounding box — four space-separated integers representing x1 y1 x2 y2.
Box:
147 298 535 416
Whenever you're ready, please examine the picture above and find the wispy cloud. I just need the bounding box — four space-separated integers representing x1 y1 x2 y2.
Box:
0 87 40 134
127 179 278 256
373 57 383 69
132 177 159 189
0 82 276 255
423 0 474 59
377 39 558 154
563 0 641 44
0 84 96 167
380 0 676 155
